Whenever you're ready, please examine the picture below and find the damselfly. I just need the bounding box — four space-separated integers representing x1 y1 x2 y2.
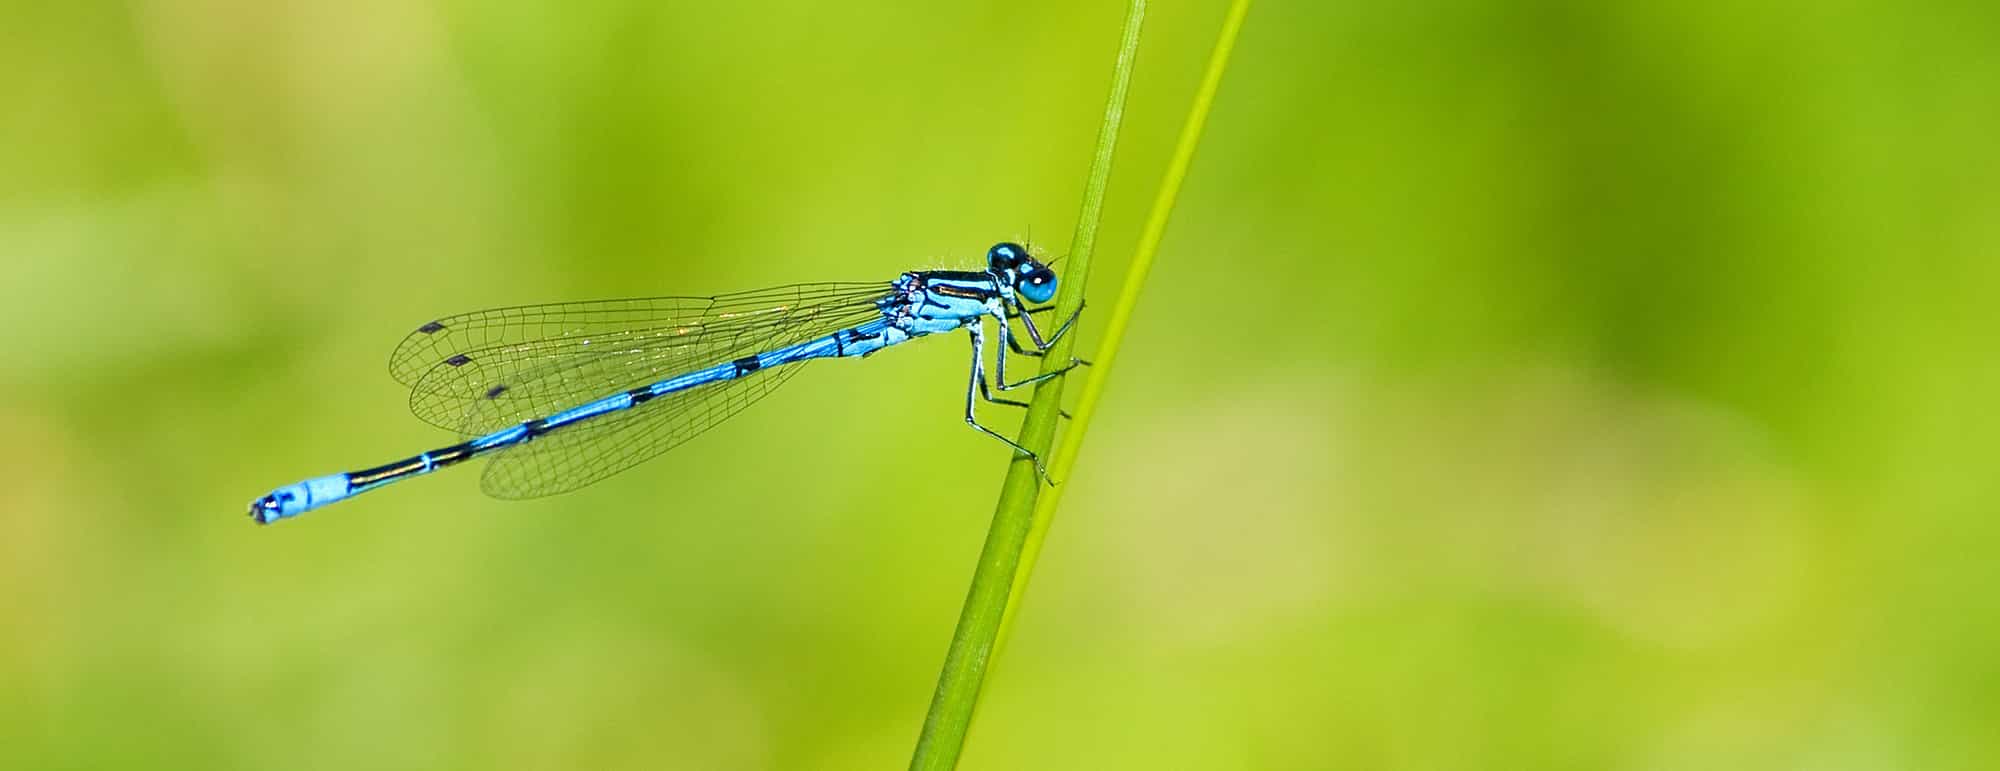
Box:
247 242 1083 524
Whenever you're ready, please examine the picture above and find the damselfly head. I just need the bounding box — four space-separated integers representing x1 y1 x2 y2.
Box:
987 241 1058 304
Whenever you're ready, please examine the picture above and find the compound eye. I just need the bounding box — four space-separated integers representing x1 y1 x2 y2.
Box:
987 242 1029 270
1017 267 1058 303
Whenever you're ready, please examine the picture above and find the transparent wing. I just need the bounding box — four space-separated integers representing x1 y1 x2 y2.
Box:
389 282 892 434
473 296 888 499
477 354 799 500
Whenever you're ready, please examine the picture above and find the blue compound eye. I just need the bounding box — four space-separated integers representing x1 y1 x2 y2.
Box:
1016 266 1057 303
987 242 1029 271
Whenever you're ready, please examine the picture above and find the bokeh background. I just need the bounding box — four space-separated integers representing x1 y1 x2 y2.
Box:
3 1 1996 768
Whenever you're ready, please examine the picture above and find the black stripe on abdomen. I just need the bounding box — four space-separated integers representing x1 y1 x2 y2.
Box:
347 440 476 488
427 444 475 468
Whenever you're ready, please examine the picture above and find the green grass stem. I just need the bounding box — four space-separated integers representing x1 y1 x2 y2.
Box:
993 0 1253 656
907 2 1147 769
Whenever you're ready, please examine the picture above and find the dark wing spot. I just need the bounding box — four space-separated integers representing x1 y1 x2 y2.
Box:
417 321 446 334
445 354 472 367
484 384 508 399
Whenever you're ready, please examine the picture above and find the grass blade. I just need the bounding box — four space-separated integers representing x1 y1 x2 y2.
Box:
907 2 1147 769
994 0 1254 655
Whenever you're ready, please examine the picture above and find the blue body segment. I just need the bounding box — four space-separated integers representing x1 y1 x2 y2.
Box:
248 243 1084 524
256 474 353 522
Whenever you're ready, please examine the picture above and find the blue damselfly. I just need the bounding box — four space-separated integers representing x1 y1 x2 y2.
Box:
247 243 1083 524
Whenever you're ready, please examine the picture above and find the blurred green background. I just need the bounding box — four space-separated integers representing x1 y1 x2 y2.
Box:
3 1 1996 768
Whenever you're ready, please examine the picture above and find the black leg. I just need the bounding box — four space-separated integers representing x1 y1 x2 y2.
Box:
1018 299 1084 351
963 323 1052 483
993 310 1085 391
1005 330 1095 365
978 374 1074 419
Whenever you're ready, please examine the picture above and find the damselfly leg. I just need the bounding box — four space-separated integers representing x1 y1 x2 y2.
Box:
1003 301 1089 360
992 305 1085 392
1018 300 1085 351
964 323 1055 484
976 373 1074 420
